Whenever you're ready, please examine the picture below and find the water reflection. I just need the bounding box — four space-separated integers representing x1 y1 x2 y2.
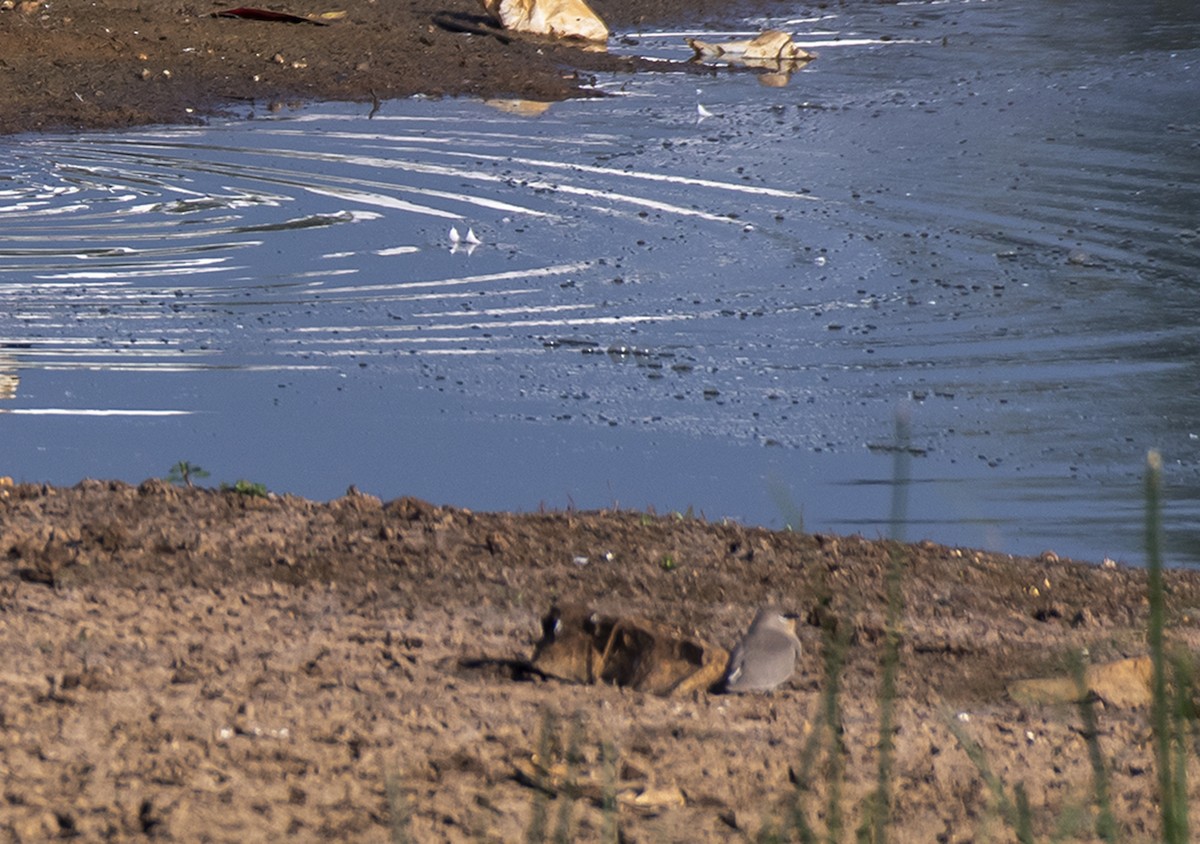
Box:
0 354 16 399
0 0 1197 565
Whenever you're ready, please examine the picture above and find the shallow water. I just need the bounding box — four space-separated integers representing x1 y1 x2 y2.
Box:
2 0 1198 565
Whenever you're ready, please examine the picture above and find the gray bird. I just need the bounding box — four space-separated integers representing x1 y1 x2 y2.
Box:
721 607 802 693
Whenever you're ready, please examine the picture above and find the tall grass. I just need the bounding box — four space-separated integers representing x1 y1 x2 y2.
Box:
775 410 911 843
943 448 1192 843
779 442 1193 842
862 407 912 843
1144 449 1190 842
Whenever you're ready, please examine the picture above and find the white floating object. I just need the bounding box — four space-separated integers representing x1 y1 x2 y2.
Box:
465 228 482 245
480 0 609 42
697 103 714 122
449 226 462 244
687 30 816 63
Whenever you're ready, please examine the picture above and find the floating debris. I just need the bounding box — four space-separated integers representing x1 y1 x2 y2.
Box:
687 30 815 64
480 0 608 42
687 30 816 87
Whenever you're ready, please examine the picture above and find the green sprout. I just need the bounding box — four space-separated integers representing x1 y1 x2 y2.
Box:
165 461 210 488
221 479 269 498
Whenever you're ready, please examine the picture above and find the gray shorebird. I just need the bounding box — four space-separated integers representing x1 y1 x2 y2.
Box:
721 607 802 693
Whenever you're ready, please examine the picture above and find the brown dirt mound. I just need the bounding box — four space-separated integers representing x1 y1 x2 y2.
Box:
2 478 1199 840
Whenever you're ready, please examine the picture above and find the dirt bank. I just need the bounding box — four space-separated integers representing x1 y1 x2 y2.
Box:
0 0 758 135
2 478 1198 840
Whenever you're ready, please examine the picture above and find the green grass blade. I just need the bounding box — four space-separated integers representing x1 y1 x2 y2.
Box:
525 710 556 843
1144 449 1182 843
861 410 912 844
1013 782 1035 844
599 740 619 844
551 715 584 843
385 772 411 844
785 705 827 843
822 621 850 843
1171 653 1191 842
1068 652 1117 842
946 714 1026 838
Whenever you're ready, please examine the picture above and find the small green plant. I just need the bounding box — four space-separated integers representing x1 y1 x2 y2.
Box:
221 479 269 498
659 554 677 571
766 476 804 534
525 711 555 843
165 460 209 488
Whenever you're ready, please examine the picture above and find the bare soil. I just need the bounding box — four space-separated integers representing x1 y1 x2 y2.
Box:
2 478 1200 841
0 0 750 135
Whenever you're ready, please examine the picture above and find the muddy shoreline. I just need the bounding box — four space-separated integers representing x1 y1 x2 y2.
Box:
0 0 766 136
2 478 1199 839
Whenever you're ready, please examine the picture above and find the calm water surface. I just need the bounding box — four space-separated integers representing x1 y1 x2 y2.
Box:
2 0 1198 565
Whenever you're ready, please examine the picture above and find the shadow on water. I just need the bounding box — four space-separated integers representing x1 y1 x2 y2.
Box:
1 0 1198 565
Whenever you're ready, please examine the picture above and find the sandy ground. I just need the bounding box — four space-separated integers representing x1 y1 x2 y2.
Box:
2 478 1199 841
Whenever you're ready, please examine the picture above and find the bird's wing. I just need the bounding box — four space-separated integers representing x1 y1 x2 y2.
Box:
723 642 748 685
758 629 801 667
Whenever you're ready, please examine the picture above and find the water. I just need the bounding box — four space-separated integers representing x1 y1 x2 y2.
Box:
1 0 1198 565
